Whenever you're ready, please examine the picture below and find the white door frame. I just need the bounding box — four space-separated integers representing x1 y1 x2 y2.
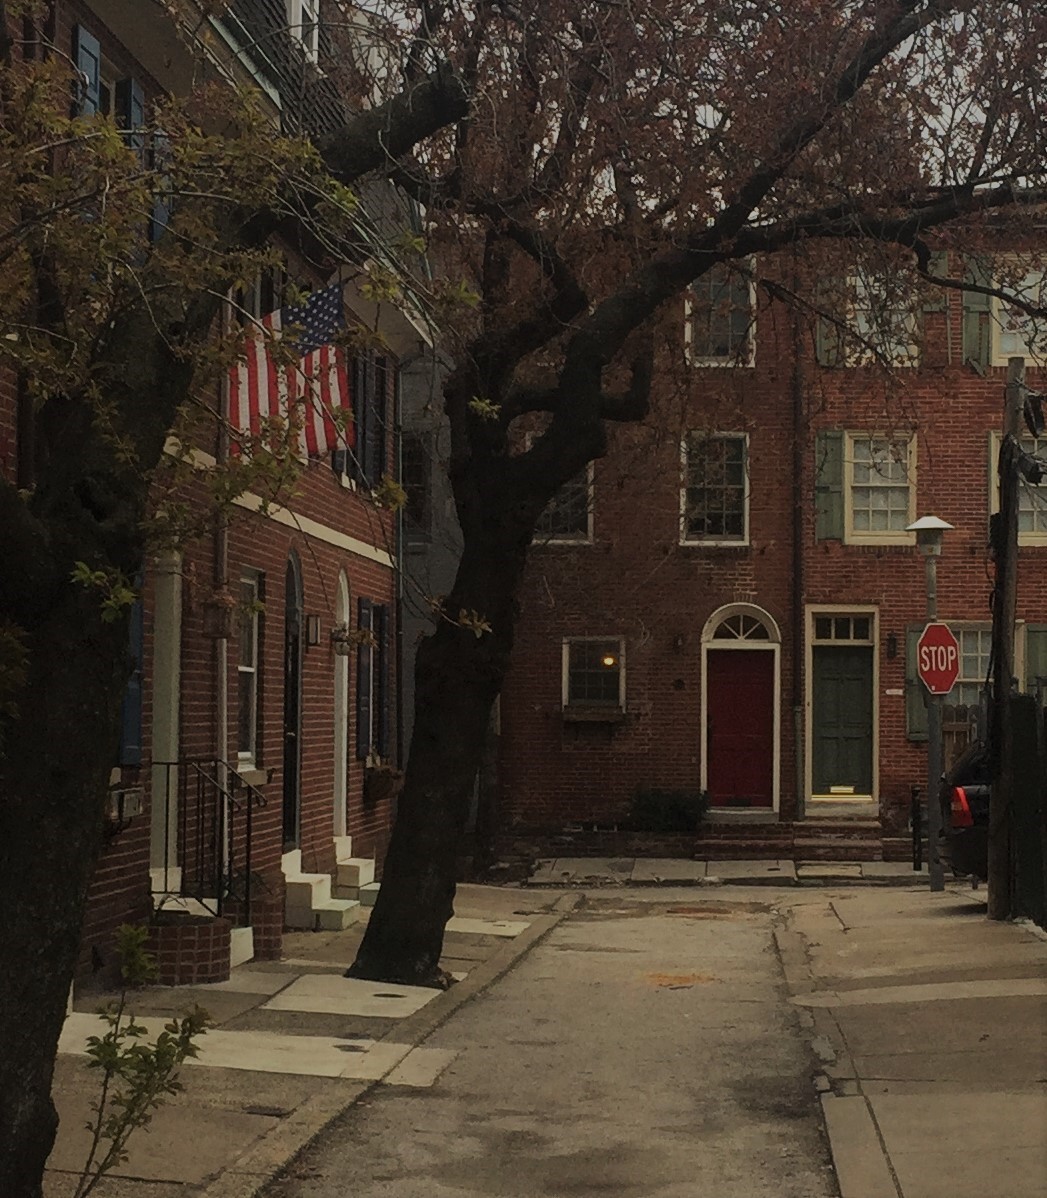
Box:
700 603 781 814
333 570 350 839
804 605 879 808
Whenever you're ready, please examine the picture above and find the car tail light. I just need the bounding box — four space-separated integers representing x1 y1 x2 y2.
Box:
950 786 974 829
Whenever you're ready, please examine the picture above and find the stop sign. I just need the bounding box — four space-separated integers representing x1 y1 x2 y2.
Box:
917 622 960 695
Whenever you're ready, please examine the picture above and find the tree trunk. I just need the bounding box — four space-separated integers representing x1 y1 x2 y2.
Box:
0 587 129 1196
348 536 526 986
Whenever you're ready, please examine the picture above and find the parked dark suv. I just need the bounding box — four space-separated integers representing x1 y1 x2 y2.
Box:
938 742 991 881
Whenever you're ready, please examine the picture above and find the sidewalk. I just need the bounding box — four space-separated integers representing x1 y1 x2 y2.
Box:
47 885 573 1198
527 855 929 886
777 885 1047 1198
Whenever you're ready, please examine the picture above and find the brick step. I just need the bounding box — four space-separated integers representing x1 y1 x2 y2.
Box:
696 839 792 860
793 837 883 862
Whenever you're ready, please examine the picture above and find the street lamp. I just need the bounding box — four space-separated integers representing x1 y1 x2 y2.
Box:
906 515 954 892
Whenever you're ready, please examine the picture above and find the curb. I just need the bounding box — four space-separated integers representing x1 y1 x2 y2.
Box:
198 893 580 1198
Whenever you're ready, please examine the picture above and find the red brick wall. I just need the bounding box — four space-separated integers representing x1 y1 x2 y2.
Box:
499 279 1047 836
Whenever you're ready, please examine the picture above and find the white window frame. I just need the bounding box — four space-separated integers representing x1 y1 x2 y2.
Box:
561 637 626 711
683 262 756 367
988 431 1047 546
849 271 920 367
680 432 750 546
843 432 917 546
286 0 319 63
991 265 1047 367
237 573 261 765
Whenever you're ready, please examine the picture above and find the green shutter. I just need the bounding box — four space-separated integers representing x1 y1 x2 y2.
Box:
73 26 101 116
906 623 929 742
814 430 844 540
115 78 145 164
1025 624 1047 703
962 256 993 369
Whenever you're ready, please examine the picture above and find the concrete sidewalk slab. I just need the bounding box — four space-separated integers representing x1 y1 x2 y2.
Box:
630 858 706 883
780 885 1047 1198
445 916 531 937
261 974 439 1018
711 859 796 882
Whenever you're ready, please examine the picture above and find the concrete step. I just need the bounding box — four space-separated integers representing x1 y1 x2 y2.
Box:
337 858 375 889
230 925 254 969
332 835 354 863
697 838 791 860
359 882 380 908
284 872 332 909
285 898 360 932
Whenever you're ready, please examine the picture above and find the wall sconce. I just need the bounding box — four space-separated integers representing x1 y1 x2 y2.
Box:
306 615 322 646
330 622 352 656
886 632 898 660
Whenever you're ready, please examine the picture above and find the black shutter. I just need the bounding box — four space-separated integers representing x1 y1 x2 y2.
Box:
73 26 101 116
118 597 145 766
355 597 372 759
370 356 388 485
374 604 390 758
115 78 146 164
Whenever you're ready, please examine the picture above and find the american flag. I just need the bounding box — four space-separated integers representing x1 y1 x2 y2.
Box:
228 283 354 458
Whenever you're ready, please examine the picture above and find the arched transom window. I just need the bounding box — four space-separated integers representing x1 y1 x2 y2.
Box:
712 613 770 641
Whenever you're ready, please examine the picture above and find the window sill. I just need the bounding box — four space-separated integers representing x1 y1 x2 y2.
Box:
842 536 916 549
679 538 749 549
561 707 627 724
236 766 269 787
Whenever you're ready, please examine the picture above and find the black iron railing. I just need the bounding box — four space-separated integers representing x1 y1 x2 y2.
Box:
152 759 267 922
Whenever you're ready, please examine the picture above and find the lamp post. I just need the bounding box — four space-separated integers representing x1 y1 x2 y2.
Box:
907 515 954 892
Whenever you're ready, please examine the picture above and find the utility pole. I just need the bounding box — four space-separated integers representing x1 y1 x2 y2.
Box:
988 357 1024 920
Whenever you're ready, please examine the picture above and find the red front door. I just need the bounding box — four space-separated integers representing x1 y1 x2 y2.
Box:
706 649 774 807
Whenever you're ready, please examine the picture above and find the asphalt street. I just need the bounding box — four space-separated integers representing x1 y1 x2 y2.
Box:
268 894 838 1198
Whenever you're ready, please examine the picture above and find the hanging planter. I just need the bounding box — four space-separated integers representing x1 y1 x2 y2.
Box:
202 586 236 639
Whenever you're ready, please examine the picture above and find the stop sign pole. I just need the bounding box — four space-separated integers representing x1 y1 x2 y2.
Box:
908 516 955 893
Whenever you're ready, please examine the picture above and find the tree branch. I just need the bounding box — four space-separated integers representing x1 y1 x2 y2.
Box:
318 60 468 182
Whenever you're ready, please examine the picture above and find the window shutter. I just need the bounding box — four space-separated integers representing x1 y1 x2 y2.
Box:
962 256 993 369
374 604 390 758
905 623 929 742
114 78 146 164
369 357 388 485
73 26 102 116
150 132 172 242
814 430 844 541
355 597 372 759
118 597 145 766
1025 624 1047 702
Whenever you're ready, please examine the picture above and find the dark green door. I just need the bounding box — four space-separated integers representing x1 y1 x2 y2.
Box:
812 645 873 794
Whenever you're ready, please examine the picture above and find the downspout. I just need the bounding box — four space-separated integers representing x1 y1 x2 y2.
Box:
215 361 231 852
791 277 807 822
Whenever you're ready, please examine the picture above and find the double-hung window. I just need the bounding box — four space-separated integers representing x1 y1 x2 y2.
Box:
844 434 916 544
989 432 1047 545
237 575 262 764
681 433 748 544
992 267 1047 365
562 639 625 710
818 272 919 366
286 0 320 63
535 464 593 543
685 263 755 366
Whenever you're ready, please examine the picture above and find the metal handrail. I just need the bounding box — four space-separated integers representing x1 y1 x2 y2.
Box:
152 759 268 923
